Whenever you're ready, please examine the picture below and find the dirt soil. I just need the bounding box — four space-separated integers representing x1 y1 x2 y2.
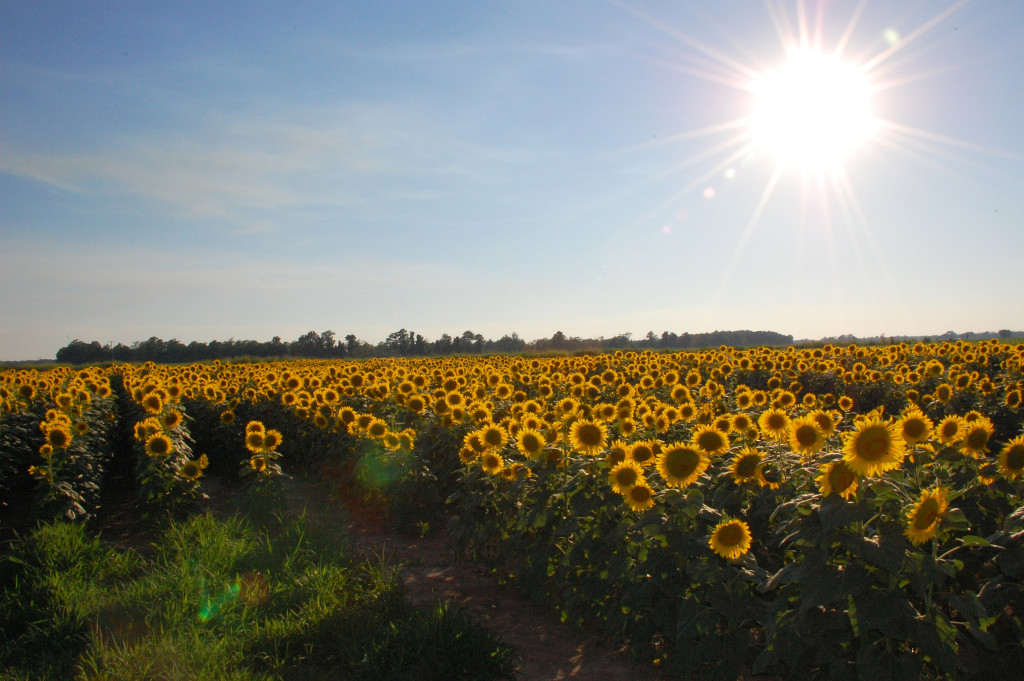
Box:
276 473 672 681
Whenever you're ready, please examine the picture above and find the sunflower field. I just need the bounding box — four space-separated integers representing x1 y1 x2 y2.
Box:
2 339 1024 680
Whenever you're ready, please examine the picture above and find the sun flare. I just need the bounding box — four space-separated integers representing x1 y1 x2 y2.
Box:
750 48 875 172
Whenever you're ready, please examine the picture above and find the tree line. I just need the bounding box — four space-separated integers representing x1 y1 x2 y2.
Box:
54 328 793 364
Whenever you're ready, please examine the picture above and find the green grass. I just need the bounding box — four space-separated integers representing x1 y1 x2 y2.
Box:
0 512 516 681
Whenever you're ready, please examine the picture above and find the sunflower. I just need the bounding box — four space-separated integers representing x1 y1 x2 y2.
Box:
1006 390 1022 410
45 425 73 450
141 392 164 414
656 444 708 488
246 420 266 435
838 396 854 411
960 417 994 458
758 409 791 441
365 418 388 439
730 413 754 434
692 424 730 457
904 488 949 545
627 440 657 467
606 439 629 466
934 383 954 404
709 518 752 560
788 416 825 458
245 431 265 453
263 429 283 451
623 483 656 512
160 409 184 430
569 419 607 456
250 455 268 473
480 424 507 450
841 417 906 477
179 458 205 481
729 447 766 485
480 451 505 475
816 459 859 500
73 421 90 436
936 415 966 445
516 428 546 458
897 407 933 446
145 433 173 457
809 409 838 437
609 461 645 494
997 436 1024 480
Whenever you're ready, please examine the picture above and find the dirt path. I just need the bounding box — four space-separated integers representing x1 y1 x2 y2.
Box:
278 473 671 681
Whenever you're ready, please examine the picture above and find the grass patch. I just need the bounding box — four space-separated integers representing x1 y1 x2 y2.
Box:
1 512 515 681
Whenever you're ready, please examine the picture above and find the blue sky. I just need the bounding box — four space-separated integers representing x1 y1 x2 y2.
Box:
2 0 1022 360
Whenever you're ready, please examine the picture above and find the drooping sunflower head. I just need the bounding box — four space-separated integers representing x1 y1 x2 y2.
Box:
841 417 906 477
709 518 752 560
904 487 949 546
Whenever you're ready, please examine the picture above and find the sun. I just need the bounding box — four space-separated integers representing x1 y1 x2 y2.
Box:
750 48 875 172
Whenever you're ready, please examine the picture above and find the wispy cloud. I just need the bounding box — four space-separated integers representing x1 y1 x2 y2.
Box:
0 104 536 230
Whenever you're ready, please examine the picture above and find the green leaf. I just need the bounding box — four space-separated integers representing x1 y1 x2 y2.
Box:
961 535 992 548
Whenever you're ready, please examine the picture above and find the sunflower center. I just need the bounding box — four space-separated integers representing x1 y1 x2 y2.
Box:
697 431 726 452
718 524 745 547
794 425 819 447
903 419 926 439
1006 446 1024 471
829 464 856 492
665 449 701 478
577 424 603 446
856 427 890 461
736 456 760 477
615 468 639 487
965 429 989 449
